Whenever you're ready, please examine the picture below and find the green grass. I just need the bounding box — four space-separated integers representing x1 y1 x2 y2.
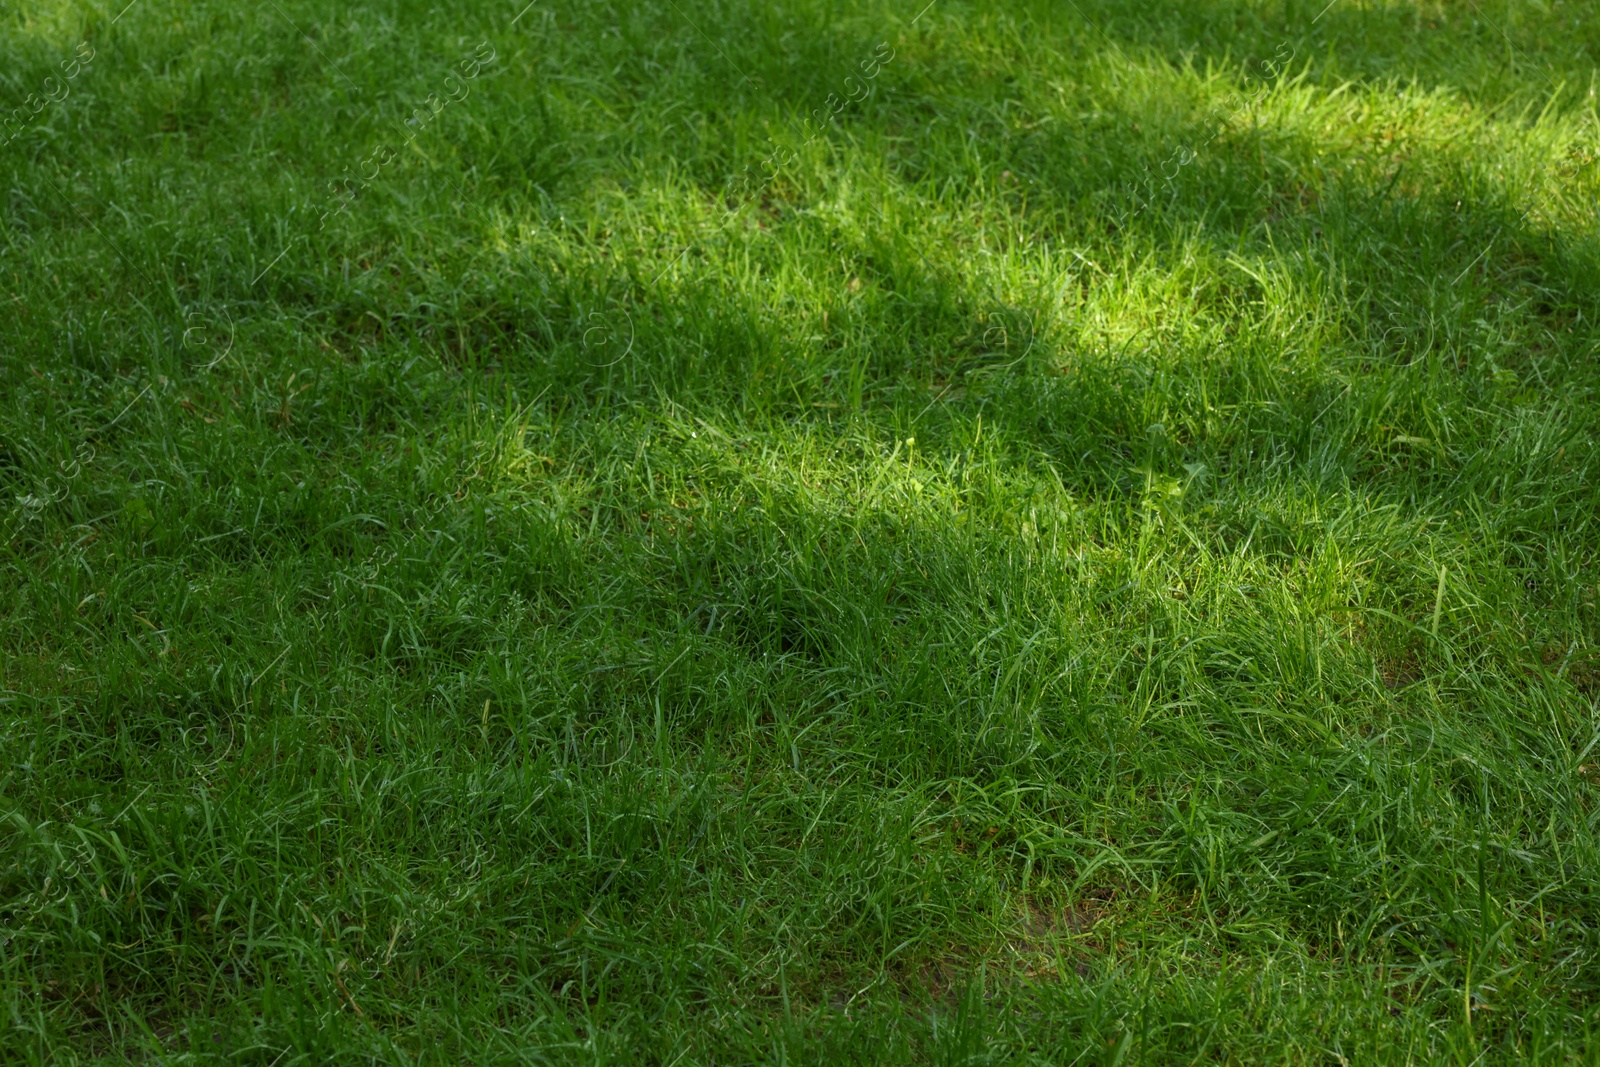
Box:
3 0 1600 1061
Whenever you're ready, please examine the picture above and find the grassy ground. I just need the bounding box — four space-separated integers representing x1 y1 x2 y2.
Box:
3 0 1600 1061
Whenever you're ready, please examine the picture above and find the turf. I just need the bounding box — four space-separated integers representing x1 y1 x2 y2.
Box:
2 0 1600 1061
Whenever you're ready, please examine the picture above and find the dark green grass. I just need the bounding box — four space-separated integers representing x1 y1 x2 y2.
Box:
3 0 1600 1061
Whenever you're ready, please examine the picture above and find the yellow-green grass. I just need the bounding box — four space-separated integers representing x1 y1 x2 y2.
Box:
3 0 1599 1061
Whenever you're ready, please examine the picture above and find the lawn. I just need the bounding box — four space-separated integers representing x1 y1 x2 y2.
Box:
2 0 1600 1061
